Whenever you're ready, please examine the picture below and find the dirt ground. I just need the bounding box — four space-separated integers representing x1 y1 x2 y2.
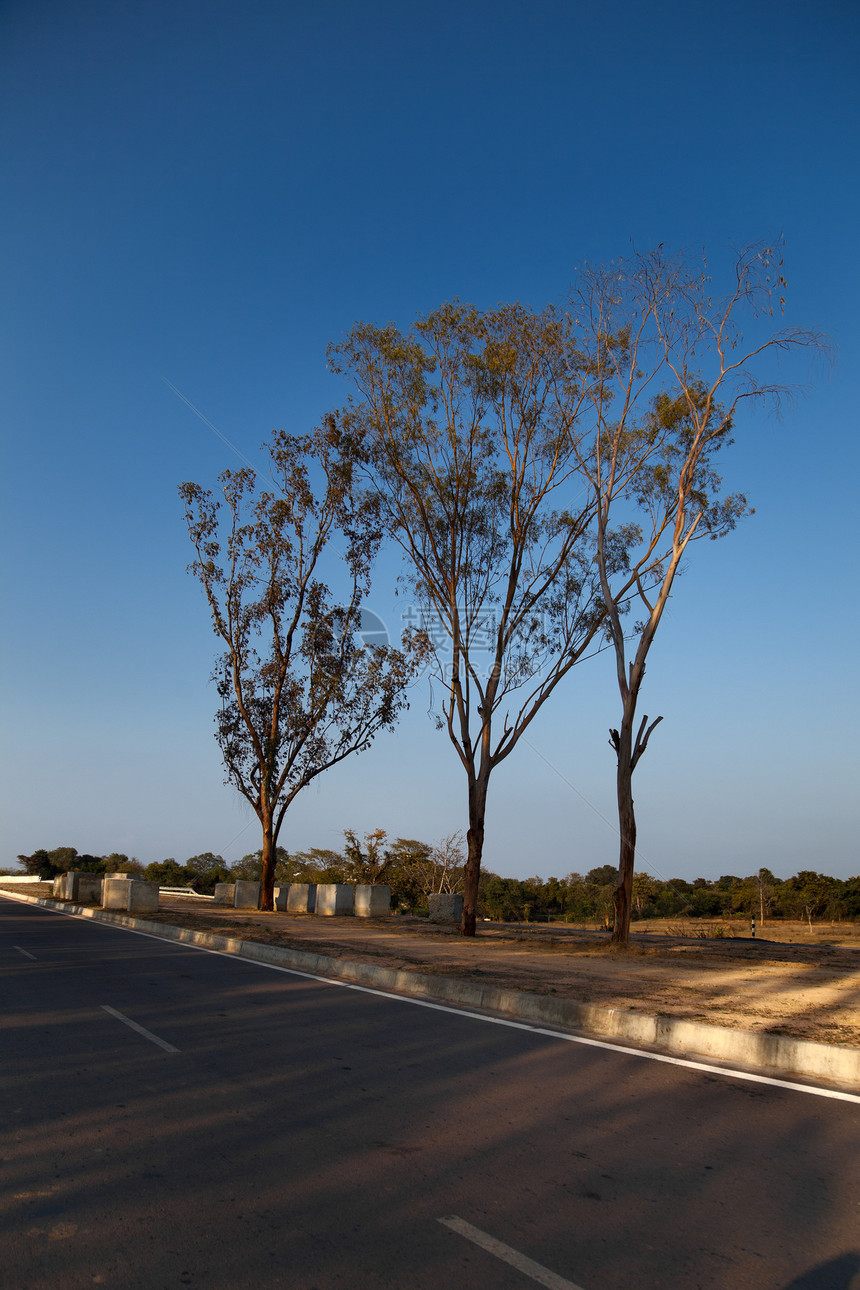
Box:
7 884 860 1048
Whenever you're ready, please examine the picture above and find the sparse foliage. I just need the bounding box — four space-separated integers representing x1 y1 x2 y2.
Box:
342 827 392 884
562 242 824 944
180 422 413 909
388 832 466 905
331 304 606 934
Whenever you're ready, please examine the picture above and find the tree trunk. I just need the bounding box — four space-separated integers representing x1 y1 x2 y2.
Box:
461 772 488 937
611 715 636 946
260 817 276 911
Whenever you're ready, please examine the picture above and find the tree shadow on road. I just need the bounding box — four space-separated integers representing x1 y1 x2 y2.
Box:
781 1252 860 1289
4 897 860 1290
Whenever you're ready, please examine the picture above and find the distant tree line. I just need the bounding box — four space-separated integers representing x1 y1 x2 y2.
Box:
476 866 860 926
16 847 146 880
13 832 465 909
13 846 859 924
15 847 233 895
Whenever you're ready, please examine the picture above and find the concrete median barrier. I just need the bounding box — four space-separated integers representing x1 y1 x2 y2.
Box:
286 883 316 913
316 884 353 916
233 880 262 909
354 884 390 917
103 877 159 913
428 893 463 923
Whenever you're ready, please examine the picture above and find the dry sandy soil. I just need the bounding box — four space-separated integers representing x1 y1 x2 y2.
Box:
7 883 858 1049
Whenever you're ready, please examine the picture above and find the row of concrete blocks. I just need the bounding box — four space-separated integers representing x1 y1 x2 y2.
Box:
217 883 463 922
216 881 394 917
51 872 465 924
53 872 158 914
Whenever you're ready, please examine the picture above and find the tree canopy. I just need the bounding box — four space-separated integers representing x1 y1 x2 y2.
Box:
563 243 822 941
332 242 822 940
331 303 606 932
180 420 413 909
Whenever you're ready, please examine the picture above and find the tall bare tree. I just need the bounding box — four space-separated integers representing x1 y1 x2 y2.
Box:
564 243 822 943
331 303 605 935
180 422 412 910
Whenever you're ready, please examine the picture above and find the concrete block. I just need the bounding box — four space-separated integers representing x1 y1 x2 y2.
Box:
428 893 463 923
80 874 105 904
286 883 316 914
355 884 391 918
52 876 64 897
103 878 159 914
62 872 103 904
233 880 262 910
213 883 236 905
315 883 354 916
60 872 83 900
103 877 134 909
273 883 291 911
126 880 159 914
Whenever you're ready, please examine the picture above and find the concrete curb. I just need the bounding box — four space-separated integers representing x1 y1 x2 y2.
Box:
4 890 859 1090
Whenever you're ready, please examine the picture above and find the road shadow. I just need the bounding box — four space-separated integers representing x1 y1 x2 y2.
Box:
781 1252 860 1289
3 897 860 1290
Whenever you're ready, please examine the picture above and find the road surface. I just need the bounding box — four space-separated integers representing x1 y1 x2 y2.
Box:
2 896 858 1289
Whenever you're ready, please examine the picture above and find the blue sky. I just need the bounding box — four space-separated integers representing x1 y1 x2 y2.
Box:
2 0 858 881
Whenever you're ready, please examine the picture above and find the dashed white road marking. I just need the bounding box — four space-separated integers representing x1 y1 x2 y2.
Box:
440 1215 586 1289
14 945 37 959
101 1005 179 1052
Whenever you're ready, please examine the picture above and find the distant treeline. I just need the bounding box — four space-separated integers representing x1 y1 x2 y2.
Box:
477 867 860 926
14 843 860 924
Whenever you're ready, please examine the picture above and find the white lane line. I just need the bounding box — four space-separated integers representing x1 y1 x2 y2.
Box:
30 900 859 1104
101 1005 179 1053
440 1215 586 1290
14 946 37 959
191 954 860 1104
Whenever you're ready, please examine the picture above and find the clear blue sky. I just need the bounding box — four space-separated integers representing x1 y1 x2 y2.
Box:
2 0 858 881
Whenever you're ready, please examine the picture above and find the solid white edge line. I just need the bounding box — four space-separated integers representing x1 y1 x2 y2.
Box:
117 930 860 1103
440 1215 586 1290
13 945 37 959
101 1004 179 1053
213 955 860 1103
15 898 860 1104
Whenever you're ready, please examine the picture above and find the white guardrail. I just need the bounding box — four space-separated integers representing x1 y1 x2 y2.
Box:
158 886 215 900
1 877 218 899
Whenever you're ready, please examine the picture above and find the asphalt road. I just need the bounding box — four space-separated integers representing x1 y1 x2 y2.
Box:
2 896 859 1290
